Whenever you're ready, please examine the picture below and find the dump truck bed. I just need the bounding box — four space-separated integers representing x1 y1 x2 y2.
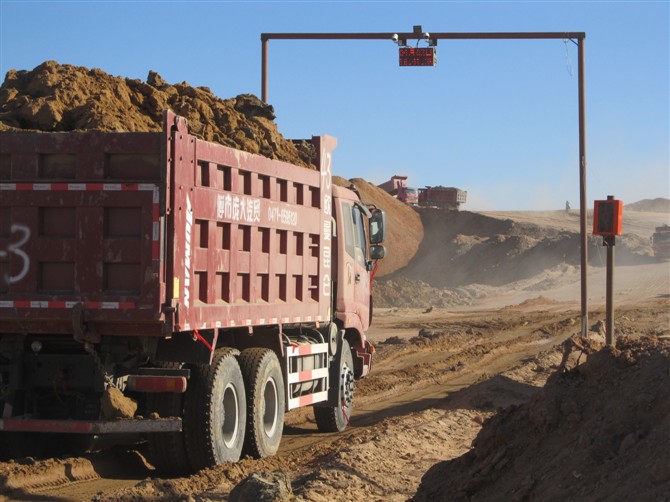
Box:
0 111 334 337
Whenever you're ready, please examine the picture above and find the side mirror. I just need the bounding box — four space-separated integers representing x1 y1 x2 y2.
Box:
369 209 386 244
369 244 386 260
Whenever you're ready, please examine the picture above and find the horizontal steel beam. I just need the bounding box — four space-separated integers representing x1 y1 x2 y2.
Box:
262 32 585 41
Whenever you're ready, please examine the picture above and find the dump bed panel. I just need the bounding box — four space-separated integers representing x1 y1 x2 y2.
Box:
1 112 336 336
0 131 164 335
165 113 335 332
420 187 467 205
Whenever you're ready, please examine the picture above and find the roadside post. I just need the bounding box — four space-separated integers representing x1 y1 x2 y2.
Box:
593 196 623 345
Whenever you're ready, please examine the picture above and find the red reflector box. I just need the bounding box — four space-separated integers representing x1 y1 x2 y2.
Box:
593 199 623 236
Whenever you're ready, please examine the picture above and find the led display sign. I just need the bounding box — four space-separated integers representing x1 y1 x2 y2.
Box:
399 47 436 67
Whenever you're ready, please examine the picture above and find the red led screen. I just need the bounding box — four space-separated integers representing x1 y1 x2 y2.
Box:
399 47 436 67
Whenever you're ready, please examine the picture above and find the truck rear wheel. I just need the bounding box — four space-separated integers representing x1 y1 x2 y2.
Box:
184 348 246 471
239 348 285 458
314 339 355 433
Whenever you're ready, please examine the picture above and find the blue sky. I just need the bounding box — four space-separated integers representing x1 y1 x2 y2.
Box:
1 0 668 210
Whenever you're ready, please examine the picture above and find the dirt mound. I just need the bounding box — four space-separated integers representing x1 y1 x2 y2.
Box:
384 210 577 289
626 198 670 212
402 210 655 288
413 335 670 501
372 209 657 307
372 277 479 309
0 61 314 167
339 177 424 276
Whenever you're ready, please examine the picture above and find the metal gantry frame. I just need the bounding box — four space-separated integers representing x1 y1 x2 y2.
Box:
261 28 589 336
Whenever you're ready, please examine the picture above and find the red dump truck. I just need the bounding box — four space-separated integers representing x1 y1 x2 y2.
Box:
377 175 419 205
0 111 386 473
418 186 467 210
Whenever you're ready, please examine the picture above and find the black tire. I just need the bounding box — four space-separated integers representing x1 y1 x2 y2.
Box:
184 348 246 471
314 339 355 433
146 391 191 475
239 348 285 458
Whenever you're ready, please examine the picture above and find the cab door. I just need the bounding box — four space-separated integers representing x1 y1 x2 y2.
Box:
335 199 371 332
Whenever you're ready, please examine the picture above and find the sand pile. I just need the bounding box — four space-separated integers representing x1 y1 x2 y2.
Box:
334 176 424 276
374 209 657 307
0 61 314 167
396 210 655 289
413 335 670 501
626 198 670 212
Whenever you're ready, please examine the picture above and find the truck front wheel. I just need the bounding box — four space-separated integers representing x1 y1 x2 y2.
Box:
314 339 355 433
239 348 285 458
184 348 246 470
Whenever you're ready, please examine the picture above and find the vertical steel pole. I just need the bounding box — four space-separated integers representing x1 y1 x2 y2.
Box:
604 195 615 345
578 36 588 337
262 38 269 103
605 235 615 345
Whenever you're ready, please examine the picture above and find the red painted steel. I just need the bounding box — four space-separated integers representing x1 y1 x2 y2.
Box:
0 112 338 337
593 198 623 236
418 186 467 208
0 132 163 335
163 111 336 332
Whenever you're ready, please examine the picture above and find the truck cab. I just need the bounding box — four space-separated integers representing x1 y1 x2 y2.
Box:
333 186 386 378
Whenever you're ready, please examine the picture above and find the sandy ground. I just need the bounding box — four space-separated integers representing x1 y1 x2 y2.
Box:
1 303 665 502
1 259 667 501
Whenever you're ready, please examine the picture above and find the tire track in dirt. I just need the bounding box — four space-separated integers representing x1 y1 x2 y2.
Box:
278 311 579 453
2 311 577 501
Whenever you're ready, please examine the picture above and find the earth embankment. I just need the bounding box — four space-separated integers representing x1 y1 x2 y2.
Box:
374 207 665 308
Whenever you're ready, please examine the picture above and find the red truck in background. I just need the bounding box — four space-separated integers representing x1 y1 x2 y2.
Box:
378 176 466 210
0 111 386 473
418 186 467 210
651 224 670 260
377 175 419 205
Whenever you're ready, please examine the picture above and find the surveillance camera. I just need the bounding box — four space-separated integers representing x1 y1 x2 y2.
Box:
391 33 399 43
423 32 431 40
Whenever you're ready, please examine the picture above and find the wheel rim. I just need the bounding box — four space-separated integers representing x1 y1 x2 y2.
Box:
262 377 279 437
221 382 239 448
341 363 355 410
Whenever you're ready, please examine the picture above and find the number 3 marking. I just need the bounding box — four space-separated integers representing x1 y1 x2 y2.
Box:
1 224 31 284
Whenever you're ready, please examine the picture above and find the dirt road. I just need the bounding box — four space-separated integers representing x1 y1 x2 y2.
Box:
1 292 667 501
0 307 574 501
